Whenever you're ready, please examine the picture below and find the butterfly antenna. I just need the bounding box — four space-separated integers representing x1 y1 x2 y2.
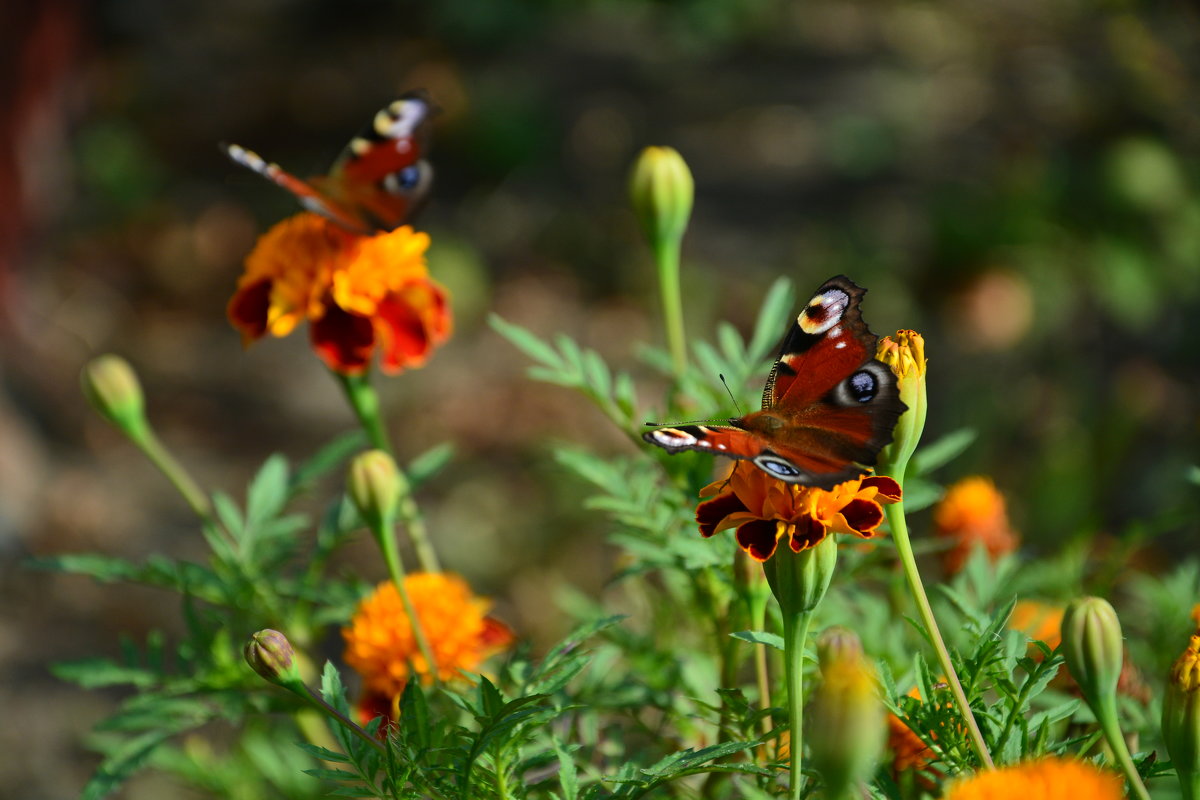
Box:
718 374 743 414
643 417 731 427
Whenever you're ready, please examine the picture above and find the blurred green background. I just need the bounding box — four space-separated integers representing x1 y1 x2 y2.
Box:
2 0 1198 796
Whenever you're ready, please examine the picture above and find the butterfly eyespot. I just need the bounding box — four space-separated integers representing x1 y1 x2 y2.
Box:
383 165 424 194
754 454 802 479
847 370 877 402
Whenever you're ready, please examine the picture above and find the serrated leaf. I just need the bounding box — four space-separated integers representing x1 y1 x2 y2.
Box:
81 730 174 800
490 313 565 369
247 454 289 525
211 492 244 538
748 278 794 361
407 443 455 487
730 631 785 650
292 431 366 491
52 658 159 689
294 742 351 763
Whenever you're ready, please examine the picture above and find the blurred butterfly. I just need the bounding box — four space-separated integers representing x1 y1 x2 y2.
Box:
225 91 435 234
644 275 906 489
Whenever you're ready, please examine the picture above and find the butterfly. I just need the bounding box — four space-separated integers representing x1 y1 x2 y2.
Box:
644 275 907 490
225 91 435 234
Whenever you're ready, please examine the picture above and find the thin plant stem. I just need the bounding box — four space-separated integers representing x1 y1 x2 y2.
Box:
884 499 994 769
1095 697 1151 800
373 517 440 688
336 372 393 454
299 685 387 756
130 427 212 521
782 609 813 800
397 494 441 573
654 237 687 377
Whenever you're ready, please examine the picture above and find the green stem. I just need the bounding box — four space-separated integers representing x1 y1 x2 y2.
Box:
298 684 388 756
654 237 687 377
884 499 994 769
130 426 212 521
373 519 440 687
397 494 441 573
782 609 813 800
336 372 393 454
1096 697 1151 800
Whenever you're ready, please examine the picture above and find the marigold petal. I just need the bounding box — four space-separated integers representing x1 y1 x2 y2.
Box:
697 490 749 537
373 281 451 374
788 515 827 552
839 498 885 536
736 519 781 561
310 303 376 375
227 278 272 345
861 475 902 502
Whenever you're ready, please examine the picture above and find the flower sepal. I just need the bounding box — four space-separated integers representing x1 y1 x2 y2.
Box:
765 532 838 617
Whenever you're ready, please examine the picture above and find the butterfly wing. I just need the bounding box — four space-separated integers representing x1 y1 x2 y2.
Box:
224 92 436 234
643 275 906 490
744 275 905 486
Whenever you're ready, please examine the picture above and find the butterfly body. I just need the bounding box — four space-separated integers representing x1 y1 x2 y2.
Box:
644 276 906 489
225 92 435 234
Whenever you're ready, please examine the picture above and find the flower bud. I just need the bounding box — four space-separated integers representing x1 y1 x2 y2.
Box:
1163 628 1200 799
875 330 927 480
347 450 402 531
817 626 864 671
629 146 694 246
1061 597 1124 708
764 531 837 616
81 355 148 439
808 650 886 799
244 629 304 691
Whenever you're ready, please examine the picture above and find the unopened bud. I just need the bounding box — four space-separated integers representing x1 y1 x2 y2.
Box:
817 626 864 672
81 355 148 439
629 146 694 246
1061 597 1124 708
1163 628 1200 799
808 650 886 799
347 450 402 530
875 331 926 479
244 629 303 690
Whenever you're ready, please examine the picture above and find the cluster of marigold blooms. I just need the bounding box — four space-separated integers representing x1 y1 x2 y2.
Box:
222 183 1200 797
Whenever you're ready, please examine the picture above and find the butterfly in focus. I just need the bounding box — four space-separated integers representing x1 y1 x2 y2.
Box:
644 275 906 490
225 91 435 234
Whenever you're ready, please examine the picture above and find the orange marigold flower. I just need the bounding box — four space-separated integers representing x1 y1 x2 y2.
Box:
1009 600 1064 656
942 757 1123 800
342 573 515 701
933 476 1019 575
696 465 901 562
228 212 451 375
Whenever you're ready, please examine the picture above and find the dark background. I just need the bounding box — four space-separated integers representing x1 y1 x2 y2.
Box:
2 1 1198 796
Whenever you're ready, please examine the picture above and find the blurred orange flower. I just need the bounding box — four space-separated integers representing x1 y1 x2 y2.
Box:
942 757 1123 800
933 476 1019 575
696 466 901 562
886 685 951 788
343 573 514 719
1009 600 1064 657
228 212 451 375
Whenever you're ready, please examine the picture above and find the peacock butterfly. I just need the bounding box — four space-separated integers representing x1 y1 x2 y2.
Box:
644 275 906 489
225 91 435 234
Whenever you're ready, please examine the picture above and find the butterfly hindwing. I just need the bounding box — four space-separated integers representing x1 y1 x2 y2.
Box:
644 275 907 489
225 91 436 234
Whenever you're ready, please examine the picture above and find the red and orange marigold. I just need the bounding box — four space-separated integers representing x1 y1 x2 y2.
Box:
696 465 901 562
228 212 450 375
942 756 1123 800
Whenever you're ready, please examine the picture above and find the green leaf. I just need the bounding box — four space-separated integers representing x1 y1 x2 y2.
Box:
747 277 795 361
294 742 351 763
901 476 942 513
291 431 367 491
52 658 158 689
730 631 785 650
407 442 455 487
81 730 174 800
554 739 579 800
910 428 977 476
490 313 564 369
246 454 289 525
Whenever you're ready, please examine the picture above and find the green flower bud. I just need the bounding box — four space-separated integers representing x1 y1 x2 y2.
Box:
764 531 838 617
347 450 402 531
244 629 304 691
81 355 148 439
1164 629 1200 800
1061 596 1124 708
808 651 886 800
629 146 694 246
875 331 926 481
817 626 864 672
